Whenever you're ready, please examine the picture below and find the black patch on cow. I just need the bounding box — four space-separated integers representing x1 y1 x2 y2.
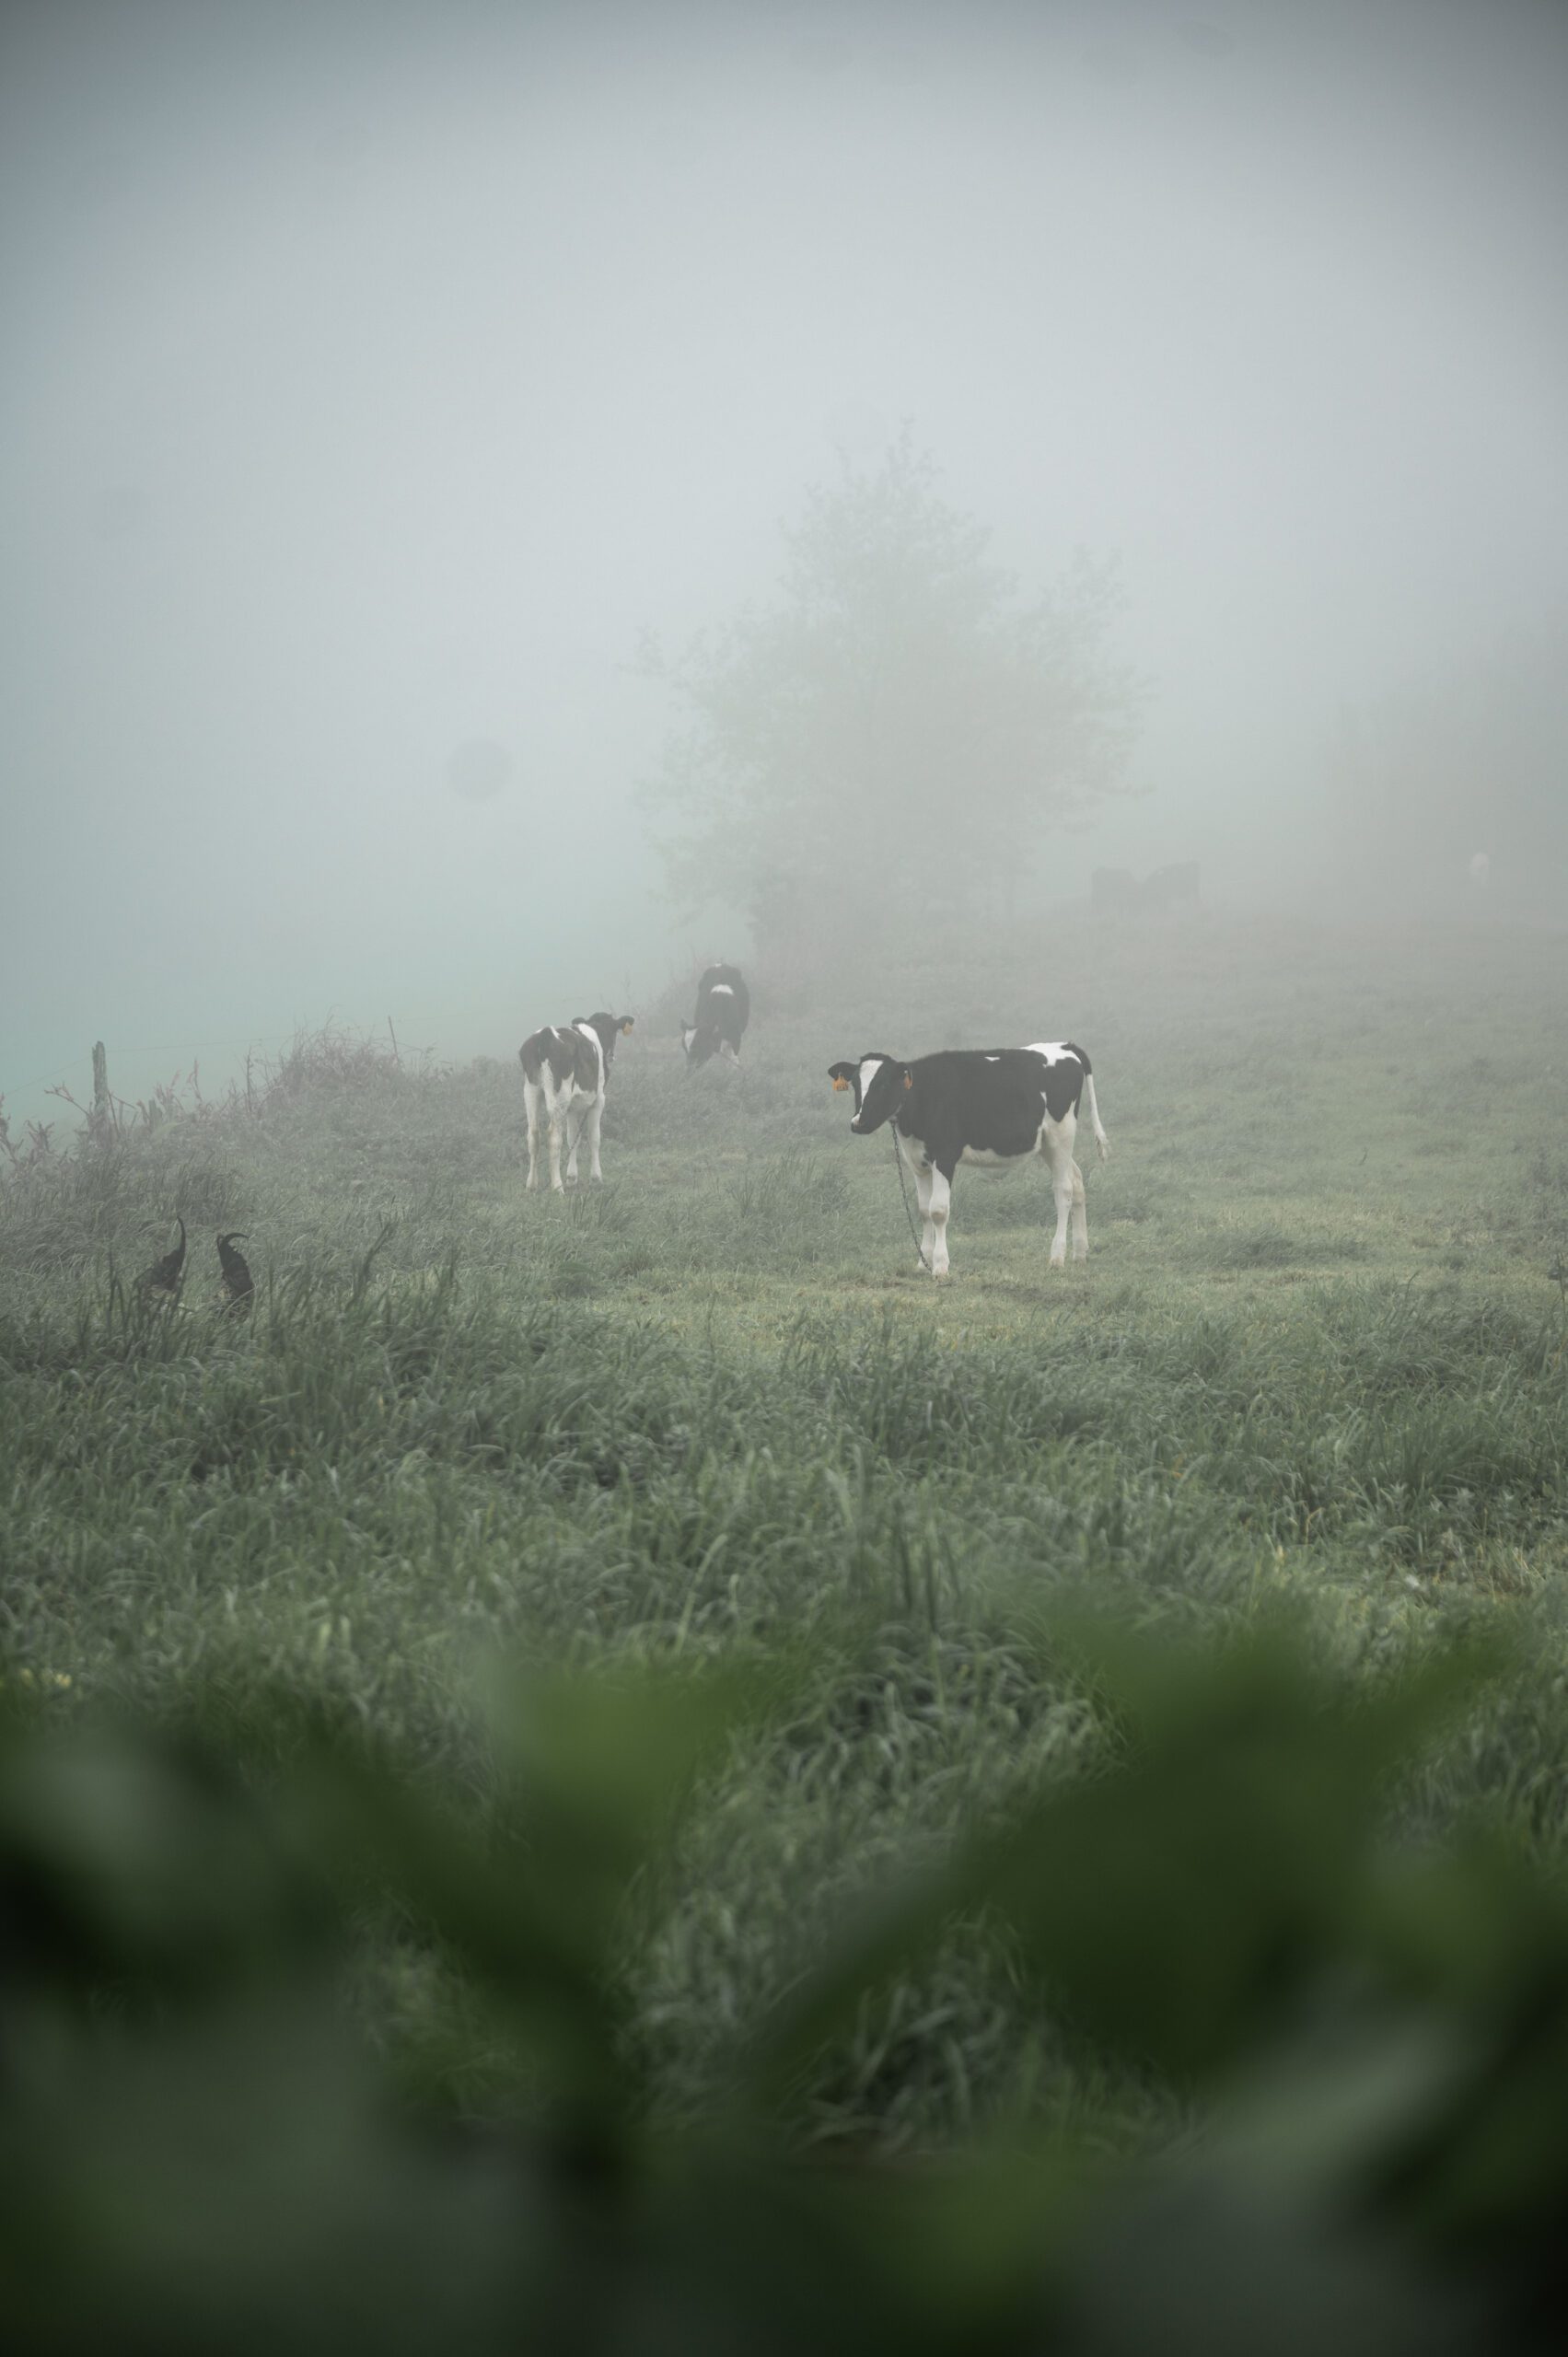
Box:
520 1026 599 1090
1036 1052 1086 1123
844 1048 1086 1178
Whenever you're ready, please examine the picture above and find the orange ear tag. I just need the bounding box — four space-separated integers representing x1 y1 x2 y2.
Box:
903 1072 912 1089
831 1076 849 1092
621 1020 634 1034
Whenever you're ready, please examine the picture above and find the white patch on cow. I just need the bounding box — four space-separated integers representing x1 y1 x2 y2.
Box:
1021 1039 1071 1062
708 981 734 998
572 1022 605 1090
857 1055 889 1108
984 1053 1000 1062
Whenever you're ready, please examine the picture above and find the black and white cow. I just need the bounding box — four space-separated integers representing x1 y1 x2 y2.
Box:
827 1042 1109 1277
682 963 750 1070
519 1011 633 1191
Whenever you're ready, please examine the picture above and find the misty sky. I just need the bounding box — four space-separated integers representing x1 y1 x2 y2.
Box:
4 0 1566 1125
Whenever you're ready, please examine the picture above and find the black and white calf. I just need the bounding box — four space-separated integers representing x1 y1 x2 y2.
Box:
519 1012 633 1191
682 963 750 1069
827 1042 1109 1276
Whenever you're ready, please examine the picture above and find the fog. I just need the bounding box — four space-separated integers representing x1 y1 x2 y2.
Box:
4 0 1566 1128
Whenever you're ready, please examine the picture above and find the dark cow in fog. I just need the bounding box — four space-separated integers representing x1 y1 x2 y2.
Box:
828 1041 1109 1277
1141 861 1200 912
1092 863 1200 916
519 1011 633 1191
682 963 750 1069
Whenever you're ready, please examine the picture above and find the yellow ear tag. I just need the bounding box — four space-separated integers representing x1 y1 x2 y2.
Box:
831 1076 849 1092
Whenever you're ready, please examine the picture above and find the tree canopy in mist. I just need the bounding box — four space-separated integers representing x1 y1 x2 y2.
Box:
642 439 1144 958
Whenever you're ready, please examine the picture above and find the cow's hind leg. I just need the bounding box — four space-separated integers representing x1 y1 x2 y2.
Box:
548 1089 568 1193
524 1084 544 1191
580 1094 605 1183
1070 1158 1088 1262
1045 1142 1074 1269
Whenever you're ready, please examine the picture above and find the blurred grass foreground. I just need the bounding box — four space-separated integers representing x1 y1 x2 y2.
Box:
5 1626 1568 2356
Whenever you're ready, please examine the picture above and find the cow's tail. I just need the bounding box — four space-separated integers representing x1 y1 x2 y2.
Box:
1066 1043 1109 1163
1083 1072 1109 1162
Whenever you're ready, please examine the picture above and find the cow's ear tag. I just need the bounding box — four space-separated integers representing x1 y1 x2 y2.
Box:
621 1019 634 1034
831 1075 849 1092
903 1071 912 1090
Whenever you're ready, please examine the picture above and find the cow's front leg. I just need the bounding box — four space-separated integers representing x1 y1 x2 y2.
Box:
927 1167 952 1278
563 1105 584 1187
548 1099 566 1193
1070 1158 1088 1262
911 1159 937 1271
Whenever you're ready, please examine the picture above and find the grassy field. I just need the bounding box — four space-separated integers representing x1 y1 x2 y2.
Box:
4 910 1568 2167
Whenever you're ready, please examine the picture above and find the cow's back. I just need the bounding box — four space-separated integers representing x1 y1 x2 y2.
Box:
519 1026 599 1094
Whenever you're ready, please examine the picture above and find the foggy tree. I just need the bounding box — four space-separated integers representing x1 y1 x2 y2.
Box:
640 437 1144 963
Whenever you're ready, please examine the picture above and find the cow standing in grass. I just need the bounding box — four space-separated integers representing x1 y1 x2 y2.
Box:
682 964 750 1070
828 1042 1109 1277
519 1012 633 1192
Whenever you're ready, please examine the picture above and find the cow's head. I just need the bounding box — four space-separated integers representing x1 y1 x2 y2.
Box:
578 1013 634 1072
828 1054 907 1133
682 1021 721 1071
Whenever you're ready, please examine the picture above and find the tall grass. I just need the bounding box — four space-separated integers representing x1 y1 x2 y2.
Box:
3 921 1568 2344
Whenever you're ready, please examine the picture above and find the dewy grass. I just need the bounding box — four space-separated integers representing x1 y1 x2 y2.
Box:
2 918 1567 2156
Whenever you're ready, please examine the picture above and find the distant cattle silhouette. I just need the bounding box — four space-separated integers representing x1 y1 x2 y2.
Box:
1092 863 1200 917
